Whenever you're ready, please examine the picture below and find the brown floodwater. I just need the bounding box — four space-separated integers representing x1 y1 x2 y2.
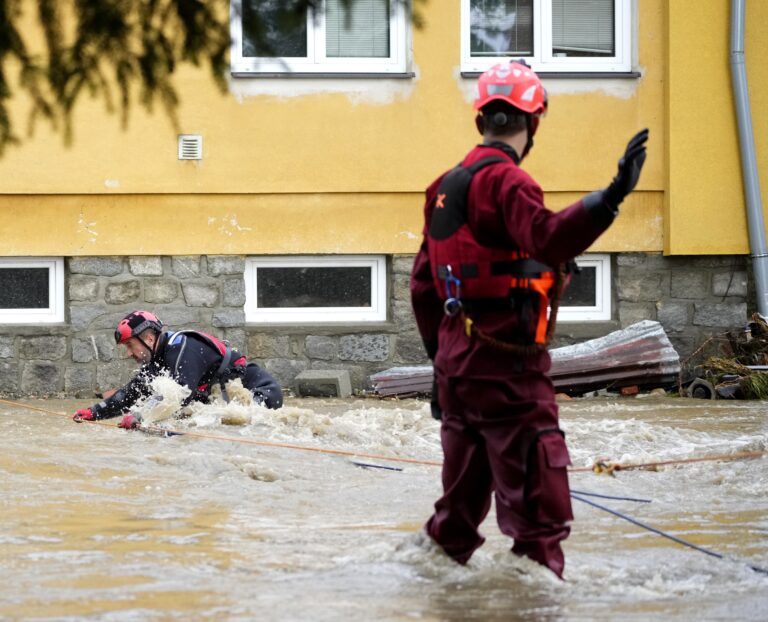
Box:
0 393 766 621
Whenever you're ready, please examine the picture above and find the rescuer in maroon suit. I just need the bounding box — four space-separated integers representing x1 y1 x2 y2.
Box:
410 60 648 578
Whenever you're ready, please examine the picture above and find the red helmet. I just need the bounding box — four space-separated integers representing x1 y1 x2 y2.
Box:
114 310 163 344
474 61 547 115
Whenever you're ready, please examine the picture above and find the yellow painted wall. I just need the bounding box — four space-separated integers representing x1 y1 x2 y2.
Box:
3 0 758 257
665 0 768 255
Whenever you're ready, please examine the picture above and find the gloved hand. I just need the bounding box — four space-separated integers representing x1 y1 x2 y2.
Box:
73 408 94 422
118 414 141 429
430 377 442 421
604 129 649 209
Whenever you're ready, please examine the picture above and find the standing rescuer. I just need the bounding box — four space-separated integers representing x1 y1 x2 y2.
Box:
410 60 648 578
73 310 283 427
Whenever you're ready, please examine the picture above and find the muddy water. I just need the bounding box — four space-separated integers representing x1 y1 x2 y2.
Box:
0 394 766 621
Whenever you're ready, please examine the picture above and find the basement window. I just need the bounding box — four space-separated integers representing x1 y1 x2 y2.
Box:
245 255 387 323
557 254 611 321
0 258 65 324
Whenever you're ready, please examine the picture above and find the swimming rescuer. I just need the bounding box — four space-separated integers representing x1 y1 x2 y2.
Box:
410 60 648 578
73 310 283 428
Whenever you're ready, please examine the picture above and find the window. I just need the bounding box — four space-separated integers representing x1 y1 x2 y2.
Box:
231 0 408 74
557 254 611 321
0 258 65 324
245 256 387 323
461 0 630 73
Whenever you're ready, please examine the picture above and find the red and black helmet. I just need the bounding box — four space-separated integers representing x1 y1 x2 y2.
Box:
114 310 163 344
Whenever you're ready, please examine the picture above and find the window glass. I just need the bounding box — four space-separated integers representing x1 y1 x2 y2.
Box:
0 268 49 309
560 265 597 307
326 0 390 58
552 0 614 58
257 267 372 308
470 0 534 58
242 0 307 58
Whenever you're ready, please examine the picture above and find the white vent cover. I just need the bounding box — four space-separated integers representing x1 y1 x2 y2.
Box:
178 134 203 160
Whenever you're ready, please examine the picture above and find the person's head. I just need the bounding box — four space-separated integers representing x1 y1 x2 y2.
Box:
473 60 547 157
114 310 163 364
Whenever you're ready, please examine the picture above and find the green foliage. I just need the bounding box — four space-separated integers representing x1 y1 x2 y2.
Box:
0 0 426 156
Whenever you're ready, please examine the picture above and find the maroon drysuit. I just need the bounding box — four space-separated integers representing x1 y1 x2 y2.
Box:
411 143 618 578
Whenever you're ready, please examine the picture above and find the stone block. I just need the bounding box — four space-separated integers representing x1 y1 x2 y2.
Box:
0 361 19 393
222 277 246 306
19 336 67 361
392 255 415 275
712 271 748 297
394 331 429 364
144 279 179 304
69 305 108 331
263 358 309 388
0 336 15 359
105 280 141 305
248 334 292 358
21 362 61 396
181 282 219 307
69 257 124 276
305 336 337 360
72 335 115 363
129 257 163 276
617 271 664 302
295 369 352 398
339 334 390 362
656 301 690 333
65 367 95 398
69 276 99 301
693 302 747 328
172 256 202 278
207 256 245 276
670 271 709 299
212 309 245 328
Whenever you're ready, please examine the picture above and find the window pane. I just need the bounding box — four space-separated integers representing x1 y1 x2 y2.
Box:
470 0 533 57
560 266 597 307
242 0 307 58
552 0 614 57
0 268 49 309
257 267 371 308
326 0 390 58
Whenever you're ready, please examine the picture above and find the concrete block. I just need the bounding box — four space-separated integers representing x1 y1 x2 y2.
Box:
295 369 352 398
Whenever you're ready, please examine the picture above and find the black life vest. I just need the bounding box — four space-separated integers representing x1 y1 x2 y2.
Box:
427 157 558 346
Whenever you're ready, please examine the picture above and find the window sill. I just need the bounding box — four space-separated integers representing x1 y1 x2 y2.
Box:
461 71 641 79
231 72 416 79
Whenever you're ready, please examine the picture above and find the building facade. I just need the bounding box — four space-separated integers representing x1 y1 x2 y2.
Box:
0 1 763 396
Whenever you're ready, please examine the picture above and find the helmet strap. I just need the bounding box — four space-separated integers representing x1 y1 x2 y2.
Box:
521 115 536 159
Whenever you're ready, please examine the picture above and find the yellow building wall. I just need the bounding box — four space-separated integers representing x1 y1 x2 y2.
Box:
664 0 768 255
4 0 756 258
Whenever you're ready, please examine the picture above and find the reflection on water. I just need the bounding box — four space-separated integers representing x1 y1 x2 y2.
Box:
0 395 766 621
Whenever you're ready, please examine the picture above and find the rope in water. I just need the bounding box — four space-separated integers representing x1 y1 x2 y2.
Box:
0 398 764 472
2 398 766 577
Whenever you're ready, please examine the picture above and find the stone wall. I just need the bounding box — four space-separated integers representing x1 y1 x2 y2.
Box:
0 253 751 398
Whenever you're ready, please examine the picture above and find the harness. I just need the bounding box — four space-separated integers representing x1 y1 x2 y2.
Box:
428 156 571 353
167 330 245 402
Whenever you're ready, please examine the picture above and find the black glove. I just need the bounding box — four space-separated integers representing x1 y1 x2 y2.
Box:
430 376 442 420
604 129 649 209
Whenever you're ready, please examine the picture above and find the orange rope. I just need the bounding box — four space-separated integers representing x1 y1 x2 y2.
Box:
0 398 764 472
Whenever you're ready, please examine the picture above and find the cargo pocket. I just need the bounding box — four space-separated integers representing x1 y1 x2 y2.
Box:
524 429 574 525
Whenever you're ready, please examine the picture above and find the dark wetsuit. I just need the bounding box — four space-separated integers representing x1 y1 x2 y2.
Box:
89 330 283 419
411 143 618 578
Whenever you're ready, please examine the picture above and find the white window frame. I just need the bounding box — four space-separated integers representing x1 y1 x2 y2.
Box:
557 253 611 321
461 0 631 73
0 257 65 324
230 1 408 74
245 255 387 323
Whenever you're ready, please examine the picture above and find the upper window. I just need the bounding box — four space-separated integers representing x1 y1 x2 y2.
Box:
231 0 408 75
557 254 611 321
245 255 387 323
461 0 631 73
0 258 65 324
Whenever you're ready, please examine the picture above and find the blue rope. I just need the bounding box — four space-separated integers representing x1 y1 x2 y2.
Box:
570 489 651 503
571 493 768 576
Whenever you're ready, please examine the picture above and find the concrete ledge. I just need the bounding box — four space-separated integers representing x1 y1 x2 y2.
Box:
294 370 352 398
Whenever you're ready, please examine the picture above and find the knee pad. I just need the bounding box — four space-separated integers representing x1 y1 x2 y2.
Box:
524 428 574 525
